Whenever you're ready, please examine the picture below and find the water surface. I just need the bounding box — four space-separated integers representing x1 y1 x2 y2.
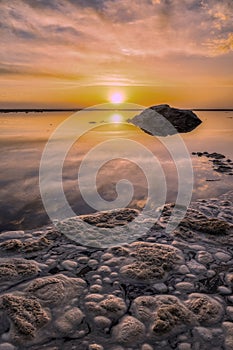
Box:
0 110 232 231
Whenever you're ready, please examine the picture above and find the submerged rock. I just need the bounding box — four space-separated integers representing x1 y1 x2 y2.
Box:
128 104 202 136
26 274 86 306
0 258 40 285
0 294 49 341
186 294 224 325
131 295 197 339
112 315 145 345
118 242 184 283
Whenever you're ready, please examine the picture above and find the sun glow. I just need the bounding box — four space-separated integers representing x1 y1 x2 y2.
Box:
110 113 123 123
110 92 124 104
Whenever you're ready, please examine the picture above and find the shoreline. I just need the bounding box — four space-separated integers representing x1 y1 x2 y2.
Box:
0 190 232 349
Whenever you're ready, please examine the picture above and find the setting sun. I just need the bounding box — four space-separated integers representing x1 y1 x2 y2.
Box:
110 92 124 104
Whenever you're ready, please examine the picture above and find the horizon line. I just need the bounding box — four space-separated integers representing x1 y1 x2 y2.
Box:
0 108 233 113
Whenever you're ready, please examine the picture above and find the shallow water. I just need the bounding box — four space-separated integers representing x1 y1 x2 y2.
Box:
0 109 232 231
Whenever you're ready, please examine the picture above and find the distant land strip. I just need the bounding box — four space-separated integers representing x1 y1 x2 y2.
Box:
0 108 233 113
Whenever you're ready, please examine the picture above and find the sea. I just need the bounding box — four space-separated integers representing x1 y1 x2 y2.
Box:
0 108 232 232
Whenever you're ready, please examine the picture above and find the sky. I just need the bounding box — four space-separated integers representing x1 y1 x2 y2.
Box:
0 0 233 108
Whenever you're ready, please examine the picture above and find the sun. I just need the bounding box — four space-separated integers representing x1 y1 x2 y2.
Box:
110 92 124 104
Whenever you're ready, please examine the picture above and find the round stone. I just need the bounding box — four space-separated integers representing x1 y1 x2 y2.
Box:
215 252 231 262
218 286 232 295
226 307 233 320
178 343 191 350
153 283 167 293
175 282 194 292
61 260 78 270
197 251 213 264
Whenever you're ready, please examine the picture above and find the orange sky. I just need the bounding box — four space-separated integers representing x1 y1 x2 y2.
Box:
0 0 233 108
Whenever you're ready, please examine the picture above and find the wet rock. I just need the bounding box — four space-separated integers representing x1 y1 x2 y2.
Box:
61 260 78 271
0 231 26 241
54 307 84 335
186 294 224 325
88 345 104 350
0 294 49 342
141 344 153 350
186 260 207 274
180 215 232 235
223 322 233 350
217 286 232 295
214 252 231 262
93 316 111 329
207 152 225 159
85 294 127 321
81 208 138 227
196 251 213 264
131 295 197 339
0 343 16 350
175 282 195 292
118 242 184 283
56 208 141 247
112 316 145 345
0 258 39 284
153 283 167 293
226 307 233 321
26 274 86 306
150 296 197 338
192 326 213 341
128 104 202 136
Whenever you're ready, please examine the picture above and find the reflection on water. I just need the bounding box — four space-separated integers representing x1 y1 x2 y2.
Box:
0 110 232 232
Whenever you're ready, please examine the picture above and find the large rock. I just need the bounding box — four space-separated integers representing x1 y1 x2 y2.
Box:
128 104 202 136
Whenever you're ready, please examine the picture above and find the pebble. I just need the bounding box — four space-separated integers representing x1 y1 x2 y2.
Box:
178 265 190 274
77 256 89 264
88 259 99 267
97 265 112 274
189 244 206 251
215 252 231 262
178 343 191 350
197 251 213 264
0 231 30 241
193 326 213 341
93 316 111 329
207 270 216 278
61 260 78 270
218 286 232 295
187 259 207 274
110 272 118 278
222 322 233 350
102 253 113 261
89 344 104 350
141 344 153 350
153 283 167 293
226 307 233 320
103 277 112 284
175 282 194 292
0 344 16 350
90 284 103 293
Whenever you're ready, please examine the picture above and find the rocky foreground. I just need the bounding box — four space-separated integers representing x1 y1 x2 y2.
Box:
0 191 233 350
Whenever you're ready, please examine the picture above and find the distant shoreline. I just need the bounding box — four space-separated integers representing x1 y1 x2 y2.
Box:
0 108 233 113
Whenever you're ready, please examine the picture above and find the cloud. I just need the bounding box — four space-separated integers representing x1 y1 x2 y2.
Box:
0 0 232 88
207 33 233 54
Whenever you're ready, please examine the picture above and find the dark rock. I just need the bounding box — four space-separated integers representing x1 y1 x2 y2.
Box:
128 104 202 136
206 152 225 159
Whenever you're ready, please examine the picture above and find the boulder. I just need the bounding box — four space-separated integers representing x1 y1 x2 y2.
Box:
128 104 202 136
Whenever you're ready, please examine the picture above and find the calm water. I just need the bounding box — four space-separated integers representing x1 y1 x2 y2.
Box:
0 109 232 232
